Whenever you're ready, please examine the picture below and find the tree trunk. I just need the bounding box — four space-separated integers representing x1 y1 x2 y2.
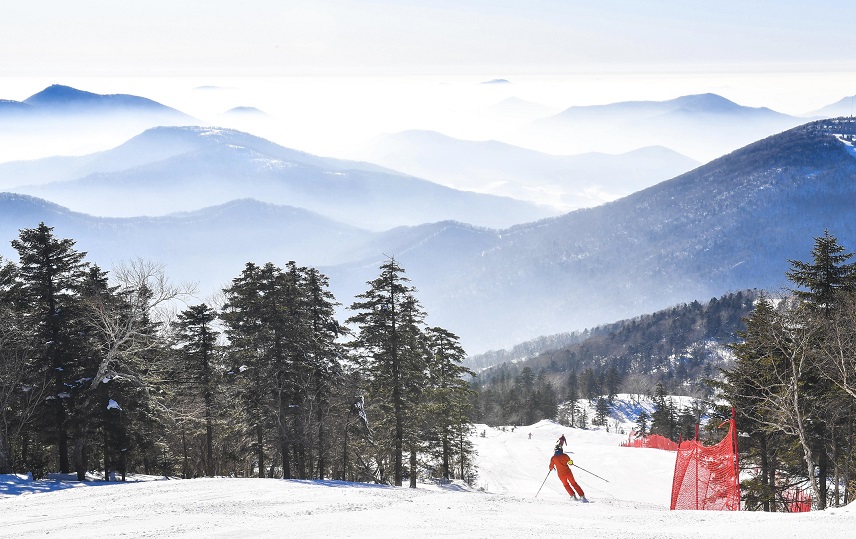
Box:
317 413 325 480
341 425 348 481
793 404 820 508
818 445 828 509
459 425 466 480
73 438 87 482
298 441 307 480
279 389 291 479
441 426 451 481
256 424 265 478
182 431 190 479
759 433 770 512
0 430 11 474
282 442 292 479
316 375 326 480
205 397 214 477
768 453 777 512
409 445 417 488
57 405 70 473
391 341 403 487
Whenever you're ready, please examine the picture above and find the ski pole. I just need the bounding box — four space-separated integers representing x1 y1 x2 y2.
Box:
535 468 552 498
572 464 610 483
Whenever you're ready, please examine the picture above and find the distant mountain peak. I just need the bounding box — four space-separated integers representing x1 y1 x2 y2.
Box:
223 106 267 116
24 84 100 104
673 92 735 106
19 84 194 120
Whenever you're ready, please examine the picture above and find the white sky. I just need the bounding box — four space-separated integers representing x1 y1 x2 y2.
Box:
2 0 855 76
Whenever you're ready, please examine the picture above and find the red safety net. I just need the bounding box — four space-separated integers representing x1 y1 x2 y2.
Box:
782 487 811 512
670 412 740 511
621 433 678 451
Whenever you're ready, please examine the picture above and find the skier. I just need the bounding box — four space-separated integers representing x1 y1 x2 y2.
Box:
549 444 587 502
557 434 566 447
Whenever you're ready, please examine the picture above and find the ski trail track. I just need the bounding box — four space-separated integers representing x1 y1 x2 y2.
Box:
473 420 675 510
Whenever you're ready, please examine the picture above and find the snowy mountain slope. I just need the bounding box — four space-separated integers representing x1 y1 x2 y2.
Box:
519 93 805 162
326 118 856 352
0 125 394 188
1 418 853 538
3 126 556 230
359 129 698 209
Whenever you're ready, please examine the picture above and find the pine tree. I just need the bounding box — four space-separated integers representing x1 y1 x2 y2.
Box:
173 303 220 476
423 327 474 482
566 371 579 428
649 382 675 440
346 257 426 487
787 229 856 316
634 411 650 438
722 295 781 511
221 262 276 478
11 223 89 473
0 257 47 474
594 396 610 426
784 230 856 509
301 267 346 480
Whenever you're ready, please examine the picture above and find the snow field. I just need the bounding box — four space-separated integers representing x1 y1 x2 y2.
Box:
0 418 853 538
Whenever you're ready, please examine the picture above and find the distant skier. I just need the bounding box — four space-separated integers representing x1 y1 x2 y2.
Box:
549 445 587 502
528 432 532 440
557 434 566 447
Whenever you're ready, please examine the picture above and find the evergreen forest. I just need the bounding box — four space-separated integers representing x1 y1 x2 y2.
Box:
4 222 856 510
0 223 475 488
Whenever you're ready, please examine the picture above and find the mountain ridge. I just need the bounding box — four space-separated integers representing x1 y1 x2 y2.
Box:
521 92 806 161
326 118 856 351
3 119 856 354
3 126 556 229
360 129 698 209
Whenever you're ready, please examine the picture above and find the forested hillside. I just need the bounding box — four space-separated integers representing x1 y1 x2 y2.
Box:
469 290 758 426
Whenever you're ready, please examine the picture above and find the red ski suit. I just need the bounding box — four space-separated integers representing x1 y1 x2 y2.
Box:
549 453 585 498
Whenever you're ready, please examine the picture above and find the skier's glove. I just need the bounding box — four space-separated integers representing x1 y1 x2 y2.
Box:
568 459 573 466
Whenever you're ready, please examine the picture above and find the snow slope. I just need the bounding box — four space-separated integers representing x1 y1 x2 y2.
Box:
1 419 853 538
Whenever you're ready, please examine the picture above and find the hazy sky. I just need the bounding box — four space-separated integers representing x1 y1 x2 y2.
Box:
2 1 855 162
3 1 855 76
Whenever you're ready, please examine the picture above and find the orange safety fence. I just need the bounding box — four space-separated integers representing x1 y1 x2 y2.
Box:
621 432 679 451
670 411 740 511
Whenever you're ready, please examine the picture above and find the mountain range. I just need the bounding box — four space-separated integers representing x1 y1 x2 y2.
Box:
516 93 808 162
0 126 556 230
358 129 699 209
809 95 856 118
0 85 199 162
326 117 856 351
3 83 856 354
3 119 856 353
0 84 194 122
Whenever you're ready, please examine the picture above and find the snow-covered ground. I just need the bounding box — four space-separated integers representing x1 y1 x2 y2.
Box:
1 419 853 538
